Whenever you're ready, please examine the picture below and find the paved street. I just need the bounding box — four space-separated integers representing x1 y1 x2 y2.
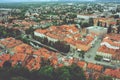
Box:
84 39 120 68
84 39 101 63
28 34 120 68
66 38 120 68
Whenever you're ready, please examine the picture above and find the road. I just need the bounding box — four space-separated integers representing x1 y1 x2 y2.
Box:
28 35 120 68
84 39 101 63
84 39 119 68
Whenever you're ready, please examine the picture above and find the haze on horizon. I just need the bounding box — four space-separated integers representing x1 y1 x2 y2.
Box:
0 0 95 3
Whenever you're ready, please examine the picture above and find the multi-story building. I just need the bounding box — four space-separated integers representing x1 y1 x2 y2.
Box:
96 34 120 62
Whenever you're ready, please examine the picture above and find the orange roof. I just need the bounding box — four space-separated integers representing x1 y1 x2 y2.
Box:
0 54 11 67
109 22 116 25
104 68 120 79
58 63 64 67
77 61 86 68
98 34 120 55
50 58 58 66
103 38 120 47
14 43 34 54
35 29 48 34
0 37 22 48
0 54 10 61
34 25 94 51
98 45 119 55
87 63 103 72
106 34 120 42
25 56 41 70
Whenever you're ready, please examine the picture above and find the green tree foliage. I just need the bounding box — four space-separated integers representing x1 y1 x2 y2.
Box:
54 41 70 53
81 51 85 59
107 24 112 33
0 26 21 38
40 58 51 67
117 25 120 34
104 22 107 27
98 75 113 80
38 66 54 80
33 36 70 53
13 24 19 27
0 67 12 80
95 55 103 61
25 26 35 35
97 20 100 26
69 64 86 80
79 51 85 59
3 60 12 68
114 15 119 19
81 22 89 28
116 20 120 25
0 63 86 80
11 76 28 80
55 66 71 80
10 66 30 78
89 18 94 26
54 64 86 80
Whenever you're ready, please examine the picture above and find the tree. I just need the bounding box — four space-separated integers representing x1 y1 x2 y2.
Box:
43 37 49 45
69 64 86 80
116 20 120 25
40 58 51 67
100 22 102 27
38 66 54 80
80 51 85 59
97 20 100 26
114 15 119 19
20 35 29 44
0 67 12 80
54 41 70 53
11 76 28 80
13 24 19 27
81 22 89 28
89 18 94 26
54 66 71 80
10 66 30 78
117 25 120 34
25 26 35 35
104 22 107 27
95 55 103 61
116 7 120 12
98 75 113 80
3 60 12 68
107 24 112 33
112 51 120 62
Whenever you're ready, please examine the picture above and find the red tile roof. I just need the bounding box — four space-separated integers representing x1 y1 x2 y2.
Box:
87 63 103 72
77 61 86 68
104 68 120 79
35 25 94 51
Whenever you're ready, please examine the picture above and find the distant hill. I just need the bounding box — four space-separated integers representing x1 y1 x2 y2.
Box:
0 0 95 3
0 0 119 3
0 0 48 3
57 0 95 2
95 0 120 2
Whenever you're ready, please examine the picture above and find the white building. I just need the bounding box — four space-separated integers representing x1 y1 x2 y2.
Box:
77 14 97 20
86 26 107 38
34 31 58 42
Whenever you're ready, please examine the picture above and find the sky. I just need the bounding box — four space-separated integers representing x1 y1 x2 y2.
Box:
0 0 95 3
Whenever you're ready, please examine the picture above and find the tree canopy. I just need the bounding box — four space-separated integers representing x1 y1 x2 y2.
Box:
0 63 86 80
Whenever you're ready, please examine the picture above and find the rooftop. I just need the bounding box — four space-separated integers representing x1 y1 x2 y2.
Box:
87 63 103 72
104 68 120 79
98 34 120 56
35 25 95 51
87 26 107 30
